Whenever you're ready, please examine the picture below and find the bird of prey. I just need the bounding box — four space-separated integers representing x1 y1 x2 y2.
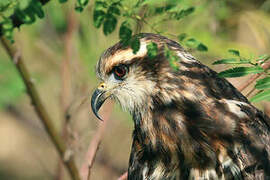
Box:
91 33 270 180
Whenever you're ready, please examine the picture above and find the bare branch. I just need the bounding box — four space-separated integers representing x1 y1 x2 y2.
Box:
118 172 128 180
0 37 81 180
80 102 113 180
56 9 79 180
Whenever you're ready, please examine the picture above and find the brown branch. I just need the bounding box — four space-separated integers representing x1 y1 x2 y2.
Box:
80 102 113 180
134 5 148 34
0 37 81 180
56 10 79 180
237 61 270 92
117 172 128 180
246 87 257 98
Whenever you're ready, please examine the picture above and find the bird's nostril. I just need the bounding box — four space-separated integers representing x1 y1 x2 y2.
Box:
99 83 106 89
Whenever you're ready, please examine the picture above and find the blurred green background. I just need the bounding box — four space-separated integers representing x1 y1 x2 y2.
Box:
1 0 270 179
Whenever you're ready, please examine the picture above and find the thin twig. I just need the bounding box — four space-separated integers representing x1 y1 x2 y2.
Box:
56 9 79 180
80 102 113 180
117 172 128 180
0 37 81 180
134 5 148 34
237 61 270 92
246 87 257 98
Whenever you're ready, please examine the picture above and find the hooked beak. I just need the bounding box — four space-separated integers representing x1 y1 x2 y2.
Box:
91 83 111 120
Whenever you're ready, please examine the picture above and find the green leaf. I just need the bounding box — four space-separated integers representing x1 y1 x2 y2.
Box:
256 54 270 64
177 33 187 42
228 49 240 56
1 19 14 42
119 21 132 42
93 10 106 28
94 1 107 11
197 43 208 51
165 47 180 71
183 7 195 16
147 42 158 59
22 9 36 24
174 7 195 20
185 38 198 48
255 77 270 90
212 58 250 65
257 54 270 61
103 15 117 35
79 0 89 6
59 0 68 3
0 1 12 12
75 0 89 12
239 58 250 63
218 66 264 78
107 5 121 15
155 4 176 14
250 90 270 102
30 1 44 18
2 18 13 30
130 36 140 54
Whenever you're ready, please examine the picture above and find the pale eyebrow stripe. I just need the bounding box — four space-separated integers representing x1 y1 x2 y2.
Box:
103 41 148 74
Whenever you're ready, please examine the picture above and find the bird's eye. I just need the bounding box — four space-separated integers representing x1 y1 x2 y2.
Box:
113 65 128 80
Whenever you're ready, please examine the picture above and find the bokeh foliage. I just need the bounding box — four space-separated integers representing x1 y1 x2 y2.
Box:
1 0 270 179
1 0 269 105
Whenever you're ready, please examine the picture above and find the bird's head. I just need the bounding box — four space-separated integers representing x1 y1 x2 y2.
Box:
91 33 185 120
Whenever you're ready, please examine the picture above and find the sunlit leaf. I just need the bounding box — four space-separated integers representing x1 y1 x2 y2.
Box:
255 77 270 90
147 42 158 59
2 18 13 29
185 38 198 48
75 0 89 12
250 90 270 102
212 58 250 65
256 54 270 64
257 54 270 61
228 49 240 56
218 66 264 78
1 19 14 42
0 1 12 12
94 1 107 11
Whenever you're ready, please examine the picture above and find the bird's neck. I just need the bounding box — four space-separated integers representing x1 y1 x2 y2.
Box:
131 103 181 177
131 102 178 153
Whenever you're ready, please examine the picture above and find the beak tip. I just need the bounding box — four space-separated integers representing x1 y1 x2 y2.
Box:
93 110 103 121
91 89 107 121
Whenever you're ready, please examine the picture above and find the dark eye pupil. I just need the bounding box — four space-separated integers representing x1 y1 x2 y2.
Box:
114 66 126 78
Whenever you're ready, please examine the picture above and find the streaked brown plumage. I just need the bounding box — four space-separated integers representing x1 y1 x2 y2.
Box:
91 33 270 180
